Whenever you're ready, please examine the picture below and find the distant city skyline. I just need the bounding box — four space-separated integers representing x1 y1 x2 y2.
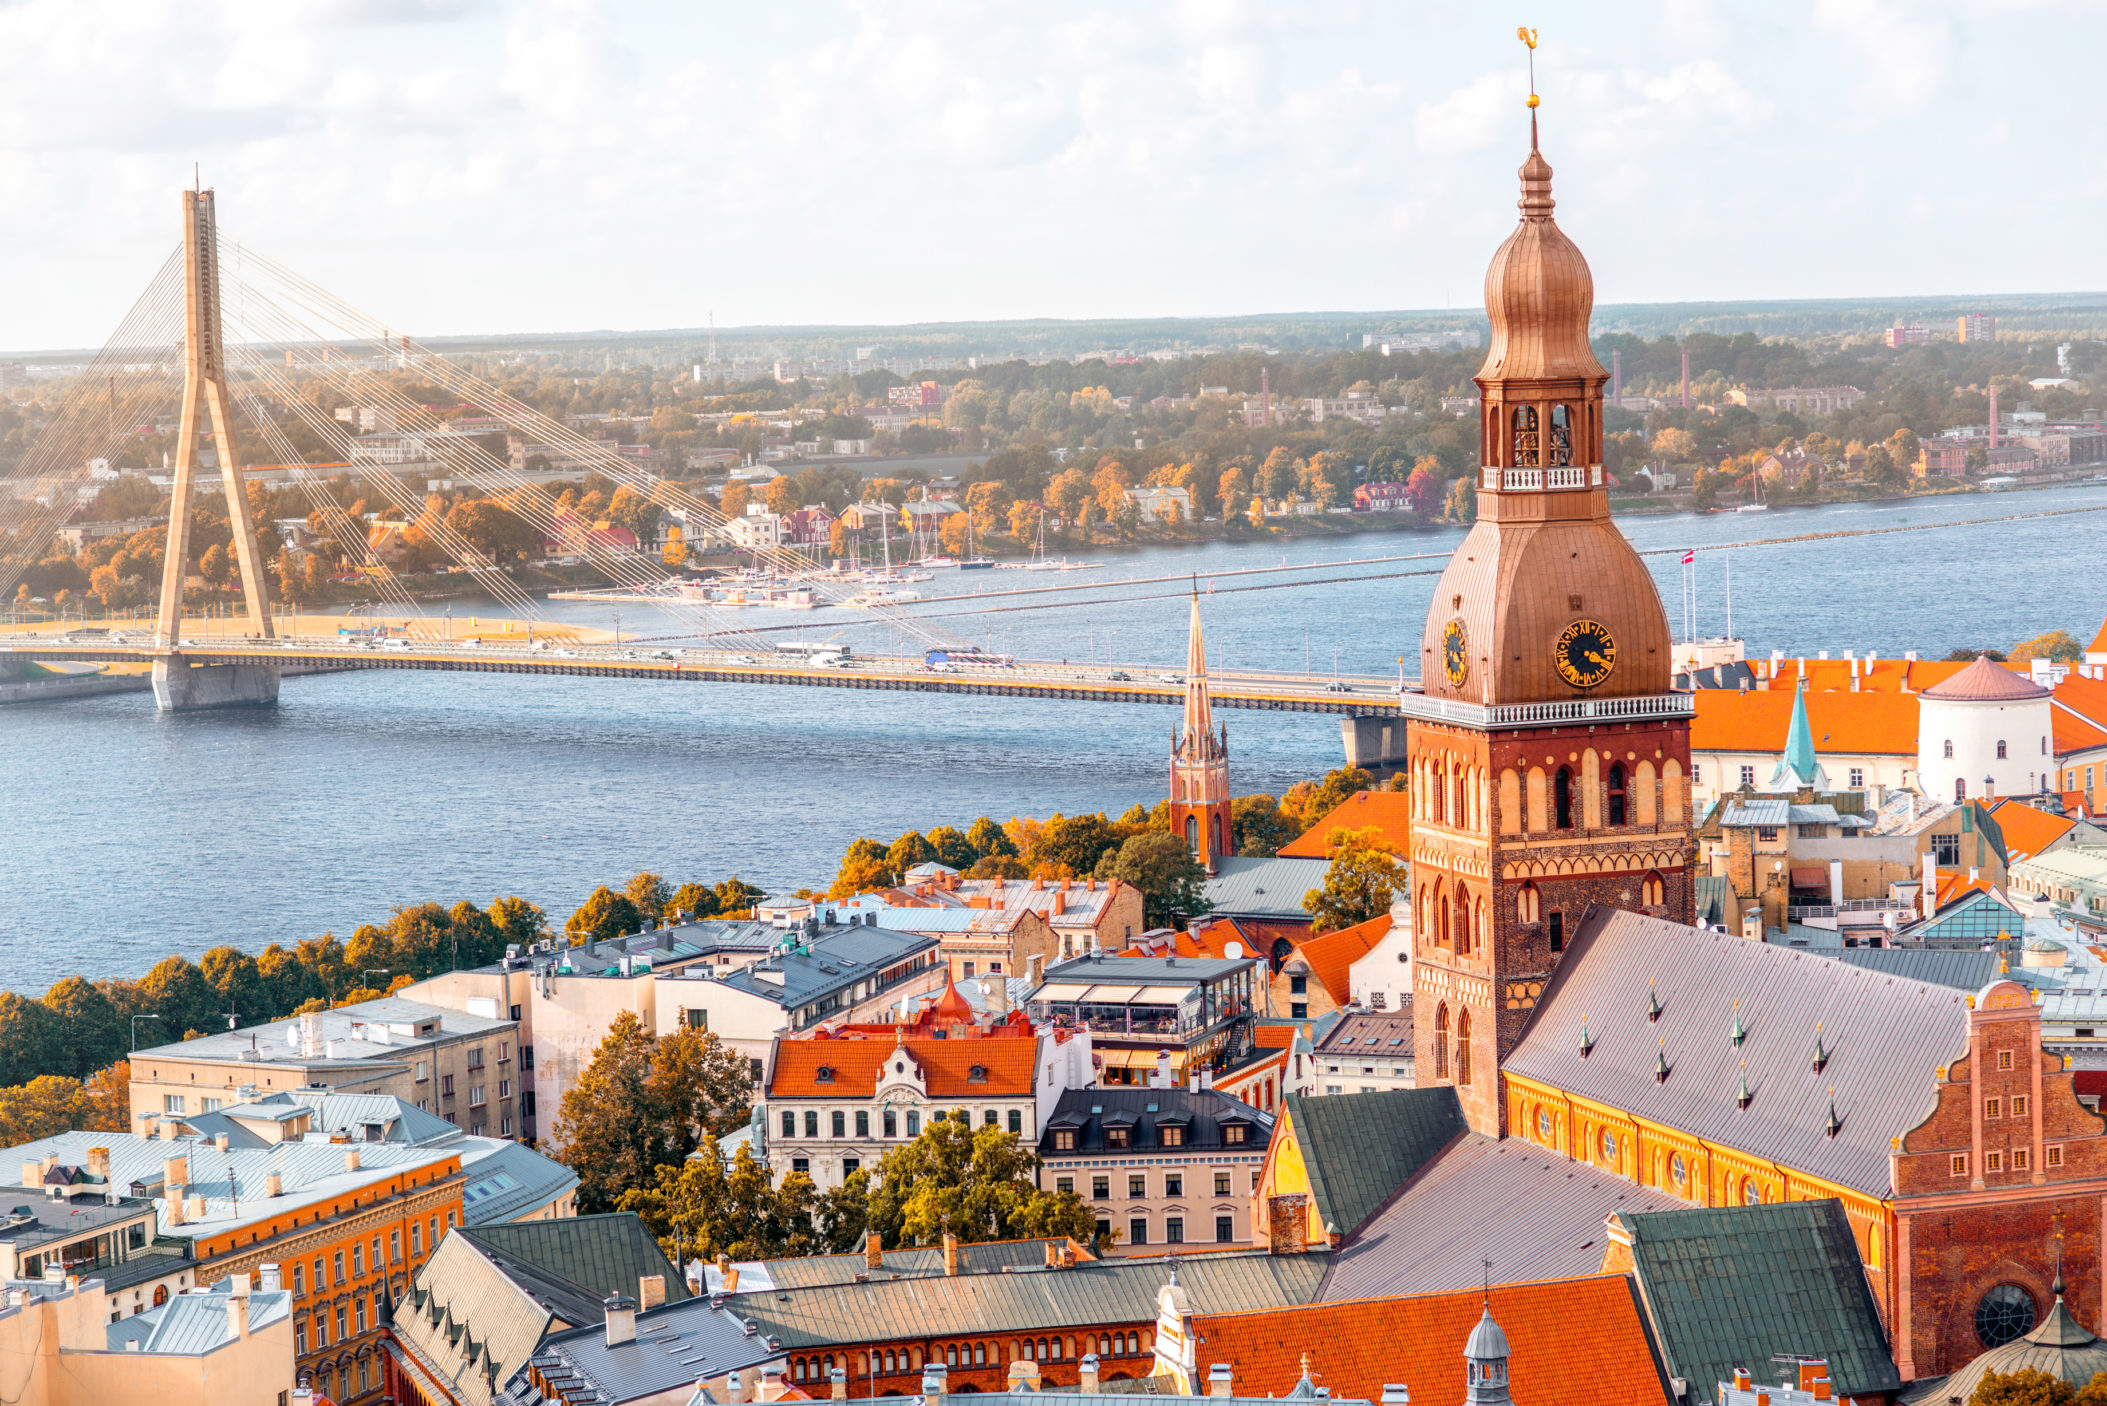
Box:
0 0 2098 350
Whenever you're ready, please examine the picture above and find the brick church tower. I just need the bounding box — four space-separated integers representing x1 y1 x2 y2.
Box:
1405 107 1695 1137
1170 591 1232 873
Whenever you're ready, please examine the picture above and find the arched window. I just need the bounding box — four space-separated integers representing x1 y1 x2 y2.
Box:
1518 882 1541 924
1434 878 1449 947
1456 1009 1472 1086
1185 814 1199 856
1212 812 1226 859
1607 762 1627 826
1548 404 1573 466
1554 767 1575 830
1434 1003 1450 1080
1996 740 2008 759
1416 884 1429 943
1453 883 1472 956
1944 739 1954 759
1956 778 1968 803
1512 405 1540 466
1641 871 1665 907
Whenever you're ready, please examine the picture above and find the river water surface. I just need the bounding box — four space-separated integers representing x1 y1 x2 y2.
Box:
3 486 2103 991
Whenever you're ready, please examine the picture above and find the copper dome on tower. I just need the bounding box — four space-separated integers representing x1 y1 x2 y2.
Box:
1478 119 1606 385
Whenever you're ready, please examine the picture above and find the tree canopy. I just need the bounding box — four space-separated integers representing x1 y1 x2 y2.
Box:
1302 825 1406 934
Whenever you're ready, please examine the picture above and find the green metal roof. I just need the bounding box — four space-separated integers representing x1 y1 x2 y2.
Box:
459 1212 690 1322
1620 1198 1900 1404
1280 1087 1464 1237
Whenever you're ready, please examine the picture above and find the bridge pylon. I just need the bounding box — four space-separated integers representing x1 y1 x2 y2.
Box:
152 188 279 710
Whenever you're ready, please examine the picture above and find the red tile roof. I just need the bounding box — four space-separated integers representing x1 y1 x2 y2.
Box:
1293 915 1391 1003
1922 655 2051 701
1987 798 2079 862
1191 1277 1668 1406
769 1038 1037 1099
1279 790 1413 858
1690 689 1919 755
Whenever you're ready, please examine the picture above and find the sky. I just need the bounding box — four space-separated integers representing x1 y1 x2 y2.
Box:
1 0 2102 351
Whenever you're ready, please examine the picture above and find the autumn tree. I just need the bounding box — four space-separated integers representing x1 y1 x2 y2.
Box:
1302 825 1407 933
864 1116 1097 1249
551 1013 756 1213
1029 813 1122 878
566 887 643 941
1971 1367 2075 1406
1405 458 1442 517
2010 630 2082 664
965 817 1017 860
828 838 897 898
624 872 672 924
619 1136 823 1264
1231 794 1296 857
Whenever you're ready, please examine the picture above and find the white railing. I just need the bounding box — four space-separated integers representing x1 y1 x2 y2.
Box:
1496 465 1598 491
1396 691 1695 729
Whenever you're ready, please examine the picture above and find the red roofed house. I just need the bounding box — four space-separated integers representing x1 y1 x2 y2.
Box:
1182 1277 1670 1406
759 988 1094 1190
1277 790 1413 858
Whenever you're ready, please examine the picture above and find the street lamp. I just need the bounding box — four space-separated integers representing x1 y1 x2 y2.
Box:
363 968 390 996
130 1014 162 1052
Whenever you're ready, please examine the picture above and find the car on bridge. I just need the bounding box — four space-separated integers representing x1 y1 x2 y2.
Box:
1158 672 1184 684
1107 670 1131 681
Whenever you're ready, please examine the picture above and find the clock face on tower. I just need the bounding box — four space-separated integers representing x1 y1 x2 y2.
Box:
1554 619 1617 689
1442 618 1469 686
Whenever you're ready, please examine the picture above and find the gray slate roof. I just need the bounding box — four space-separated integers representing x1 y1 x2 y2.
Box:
712 925 939 1007
1502 909 1972 1198
397 1231 556 1406
1822 946 2002 994
135 994 511 1065
1038 1087 1271 1157
1040 954 1258 986
1320 1135 1683 1301
459 1214 689 1323
1618 1199 1900 1404
706 1239 1081 1292
730 1249 1329 1348
186 1089 459 1148
512 1293 783 1406
1280 1088 1463 1238
1202 856 1330 920
458 1137 583 1226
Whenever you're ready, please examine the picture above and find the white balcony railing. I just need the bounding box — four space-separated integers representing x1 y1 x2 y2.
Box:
1395 691 1695 729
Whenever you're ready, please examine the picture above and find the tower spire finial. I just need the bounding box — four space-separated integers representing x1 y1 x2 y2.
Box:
1518 27 1540 148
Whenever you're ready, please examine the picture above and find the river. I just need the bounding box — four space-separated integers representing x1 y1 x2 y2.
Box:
3 484 2103 992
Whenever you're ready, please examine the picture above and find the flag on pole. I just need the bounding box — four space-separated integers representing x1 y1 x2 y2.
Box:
1680 549 1696 564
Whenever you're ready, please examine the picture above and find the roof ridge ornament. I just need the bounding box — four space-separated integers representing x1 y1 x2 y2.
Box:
1578 1015 1594 1057
1730 999 1745 1047
1647 979 1662 1022
1655 1038 1670 1083
1824 1086 1842 1138
1736 1059 1754 1110
1812 1022 1828 1074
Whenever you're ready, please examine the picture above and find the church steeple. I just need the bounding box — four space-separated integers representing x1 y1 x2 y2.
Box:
1169 590 1232 874
1768 680 1829 791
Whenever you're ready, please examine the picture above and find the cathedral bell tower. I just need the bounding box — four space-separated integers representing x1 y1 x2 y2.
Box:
1170 591 1232 874
1404 87 1695 1138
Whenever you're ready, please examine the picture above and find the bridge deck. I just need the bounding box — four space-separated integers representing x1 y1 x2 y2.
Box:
0 637 1404 715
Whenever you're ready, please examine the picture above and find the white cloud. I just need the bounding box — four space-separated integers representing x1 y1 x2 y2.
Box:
1814 0 1954 109
1414 71 1527 154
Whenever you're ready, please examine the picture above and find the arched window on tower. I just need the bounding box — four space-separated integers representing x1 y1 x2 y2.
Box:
1944 740 1954 759
1955 778 1967 803
1453 883 1472 956
1433 878 1450 947
1212 813 1227 859
1641 871 1665 907
1512 405 1540 467
1554 767 1575 830
1996 740 2008 759
1185 815 1199 857
1456 1008 1472 1086
1518 882 1541 924
1434 1004 1450 1080
1607 762 1628 826
1547 404 1573 466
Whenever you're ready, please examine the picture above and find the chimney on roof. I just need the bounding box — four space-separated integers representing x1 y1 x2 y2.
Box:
724 1263 740 1295
215 1133 229 1152
725 1370 751 1404
229 1290 250 1341
1380 1388 1410 1406
164 1155 188 1193
1044 1242 1059 1268
922 1365 949 1406
758 1364 788 1403
1009 1362 1043 1394
1922 852 1938 918
344 1150 361 1173
1077 1355 1100 1395
19 1162 37 1191
865 1230 884 1269
943 1232 959 1277
832 1368 850 1400
185 1194 206 1221
639 1274 666 1310
259 1264 282 1292
604 1293 638 1347
1208 1364 1235 1398
86 1148 109 1181
265 1172 283 1198
299 1010 324 1059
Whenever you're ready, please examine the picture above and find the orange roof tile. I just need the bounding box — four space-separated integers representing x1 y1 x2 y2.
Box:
1191 1277 1667 1406
2054 674 2107 750
2091 619 2107 655
1690 689 1919 756
1293 914 1391 1003
1987 799 2078 863
1279 790 1413 858
768 1038 1037 1099
1747 656 1969 695
1253 1024 1300 1049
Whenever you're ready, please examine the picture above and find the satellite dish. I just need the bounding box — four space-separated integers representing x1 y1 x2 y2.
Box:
1225 941 1244 960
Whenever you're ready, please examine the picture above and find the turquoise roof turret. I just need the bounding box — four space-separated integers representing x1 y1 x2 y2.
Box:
1768 680 1830 791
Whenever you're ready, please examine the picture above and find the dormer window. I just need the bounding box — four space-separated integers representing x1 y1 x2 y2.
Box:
1159 1125 1184 1148
815 1066 835 1084
968 1065 988 1083
1054 1129 1077 1151
1222 1124 1248 1146
1106 1127 1130 1149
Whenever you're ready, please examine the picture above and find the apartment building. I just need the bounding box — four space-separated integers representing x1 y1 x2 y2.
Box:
0 1273 296 1406
849 869 1148 962
1035 1088 1273 1252
131 998 521 1142
1311 1012 1416 1095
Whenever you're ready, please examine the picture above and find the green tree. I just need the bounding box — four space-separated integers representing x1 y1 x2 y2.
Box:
2010 630 2083 664
714 877 764 915
619 1136 823 1264
1231 794 1297 858
864 1117 1096 1249
1029 813 1122 877
965 854 1029 879
567 887 643 941
1690 467 1719 510
488 895 548 950
1281 766 1374 834
38 978 124 1079
1097 831 1209 927
1302 825 1407 934
828 838 897 898
0 1075 114 1146
924 826 978 871
1441 474 1476 523
199 946 265 1030
965 817 1018 860
551 1013 754 1214
136 956 219 1041
886 831 939 877
256 945 322 1016
1971 1367 2075 1406
624 872 672 924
